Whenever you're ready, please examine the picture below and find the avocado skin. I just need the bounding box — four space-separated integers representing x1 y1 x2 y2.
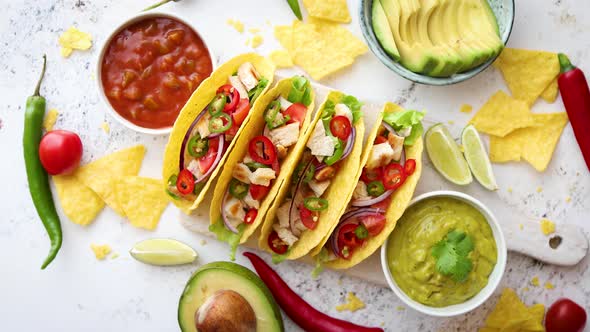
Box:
178 261 284 332
372 0 401 61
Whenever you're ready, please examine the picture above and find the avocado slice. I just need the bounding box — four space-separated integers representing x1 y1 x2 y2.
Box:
372 0 400 61
178 261 284 332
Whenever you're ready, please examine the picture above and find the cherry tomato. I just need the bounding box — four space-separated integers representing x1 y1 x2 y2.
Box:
371 196 392 211
176 169 195 195
249 184 271 201
546 298 587 332
248 136 277 165
329 115 352 140
382 163 406 190
244 208 258 225
268 231 288 254
299 205 318 230
404 159 416 176
360 213 386 236
198 136 220 174
38 130 83 175
374 135 388 144
360 167 383 183
284 103 307 127
338 224 362 248
217 84 240 113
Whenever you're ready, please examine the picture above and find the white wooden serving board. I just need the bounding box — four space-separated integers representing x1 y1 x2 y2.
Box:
178 76 588 287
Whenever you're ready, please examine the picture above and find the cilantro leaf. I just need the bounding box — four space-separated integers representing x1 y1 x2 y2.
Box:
431 230 474 282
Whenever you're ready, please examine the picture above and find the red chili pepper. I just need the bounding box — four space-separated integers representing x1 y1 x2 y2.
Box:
243 252 384 332
558 53 590 171
217 84 240 113
249 136 277 165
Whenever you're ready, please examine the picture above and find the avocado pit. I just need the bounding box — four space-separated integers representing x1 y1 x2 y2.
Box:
195 290 256 332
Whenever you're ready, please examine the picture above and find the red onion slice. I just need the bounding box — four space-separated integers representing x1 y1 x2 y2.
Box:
340 126 356 162
351 188 393 207
221 190 240 234
195 135 225 183
288 159 313 235
179 108 208 170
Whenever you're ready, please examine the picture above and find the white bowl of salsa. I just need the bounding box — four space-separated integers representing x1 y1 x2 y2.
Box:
380 190 507 317
96 11 216 135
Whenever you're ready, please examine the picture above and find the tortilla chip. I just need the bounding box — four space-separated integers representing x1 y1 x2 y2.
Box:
324 103 424 269
302 0 351 23
75 145 145 216
43 109 59 131
226 19 244 33
522 304 546 331
53 174 104 226
246 34 264 48
162 54 275 214
493 48 559 106
115 177 168 230
489 133 524 163
541 78 559 103
268 50 294 68
209 77 315 244
58 26 92 58
485 289 529 328
460 104 473 113
470 90 535 137
258 91 365 260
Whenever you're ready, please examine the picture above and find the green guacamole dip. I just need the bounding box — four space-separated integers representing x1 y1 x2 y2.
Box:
387 197 497 307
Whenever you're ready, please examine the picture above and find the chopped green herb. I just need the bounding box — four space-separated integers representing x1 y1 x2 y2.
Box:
431 230 474 282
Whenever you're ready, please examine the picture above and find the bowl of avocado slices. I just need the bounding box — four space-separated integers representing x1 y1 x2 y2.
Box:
360 0 515 85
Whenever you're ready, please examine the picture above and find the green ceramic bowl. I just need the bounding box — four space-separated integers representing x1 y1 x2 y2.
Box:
359 0 515 86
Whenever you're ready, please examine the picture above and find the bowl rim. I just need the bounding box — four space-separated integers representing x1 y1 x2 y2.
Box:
358 0 515 86
380 190 507 317
95 11 217 135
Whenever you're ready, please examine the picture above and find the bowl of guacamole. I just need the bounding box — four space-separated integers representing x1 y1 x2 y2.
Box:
380 190 507 317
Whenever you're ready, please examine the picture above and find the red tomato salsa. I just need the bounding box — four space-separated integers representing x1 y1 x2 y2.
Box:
101 17 213 129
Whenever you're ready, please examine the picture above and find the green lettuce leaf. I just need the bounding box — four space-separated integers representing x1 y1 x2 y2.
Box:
341 95 363 124
382 109 425 146
209 221 245 261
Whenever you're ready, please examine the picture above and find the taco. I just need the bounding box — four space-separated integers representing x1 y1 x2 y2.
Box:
209 76 316 259
313 103 424 269
162 54 275 213
258 91 365 262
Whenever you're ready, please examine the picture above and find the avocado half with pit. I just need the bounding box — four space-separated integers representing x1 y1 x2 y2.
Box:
178 261 284 332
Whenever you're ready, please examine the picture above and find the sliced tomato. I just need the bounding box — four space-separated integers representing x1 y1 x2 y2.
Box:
198 136 220 174
244 208 258 224
176 169 195 195
268 231 288 254
231 98 251 126
249 184 271 201
382 163 406 190
299 205 318 230
371 196 392 211
217 84 240 112
374 135 388 144
404 159 416 176
360 213 386 236
249 136 277 165
360 167 383 183
284 103 307 127
329 115 352 140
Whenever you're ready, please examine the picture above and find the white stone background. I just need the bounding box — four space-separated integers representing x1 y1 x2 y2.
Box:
1 0 589 331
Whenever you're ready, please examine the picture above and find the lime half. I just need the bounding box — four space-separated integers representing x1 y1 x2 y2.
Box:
425 123 473 185
130 239 197 266
461 125 498 191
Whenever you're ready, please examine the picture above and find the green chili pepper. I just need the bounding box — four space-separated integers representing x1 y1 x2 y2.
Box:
166 174 180 200
208 93 226 115
245 162 270 171
248 77 269 103
264 100 282 129
194 182 205 195
23 55 63 269
367 181 385 197
304 197 329 211
286 0 303 20
209 112 232 133
324 139 344 166
143 0 180 11
229 178 249 199
188 134 209 158
354 224 369 239
292 162 315 184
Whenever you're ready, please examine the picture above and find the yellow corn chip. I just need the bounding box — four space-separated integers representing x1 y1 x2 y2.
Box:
226 19 244 33
303 0 351 23
540 218 556 235
335 292 366 312
115 177 168 230
43 109 59 131
541 78 559 103
470 91 535 137
53 174 104 226
268 50 294 68
75 145 145 216
248 34 264 48
493 48 559 106
482 288 544 332
58 27 92 58
90 244 111 260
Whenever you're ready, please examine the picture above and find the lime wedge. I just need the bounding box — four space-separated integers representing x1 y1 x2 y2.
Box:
425 123 473 185
461 125 498 191
130 239 197 266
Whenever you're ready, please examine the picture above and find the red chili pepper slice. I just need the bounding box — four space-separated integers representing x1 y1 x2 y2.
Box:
338 223 363 250
382 163 406 190
268 231 288 254
176 169 195 195
360 167 383 183
249 136 277 165
217 84 240 113
404 159 416 176
244 208 258 225
330 115 352 140
299 205 318 230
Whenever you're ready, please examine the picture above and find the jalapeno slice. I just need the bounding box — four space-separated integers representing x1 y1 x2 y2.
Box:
187 134 209 158
264 100 289 129
245 162 271 171
303 197 328 211
229 178 249 199
208 93 227 115
209 113 233 133
166 174 180 200
367 181 385 197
